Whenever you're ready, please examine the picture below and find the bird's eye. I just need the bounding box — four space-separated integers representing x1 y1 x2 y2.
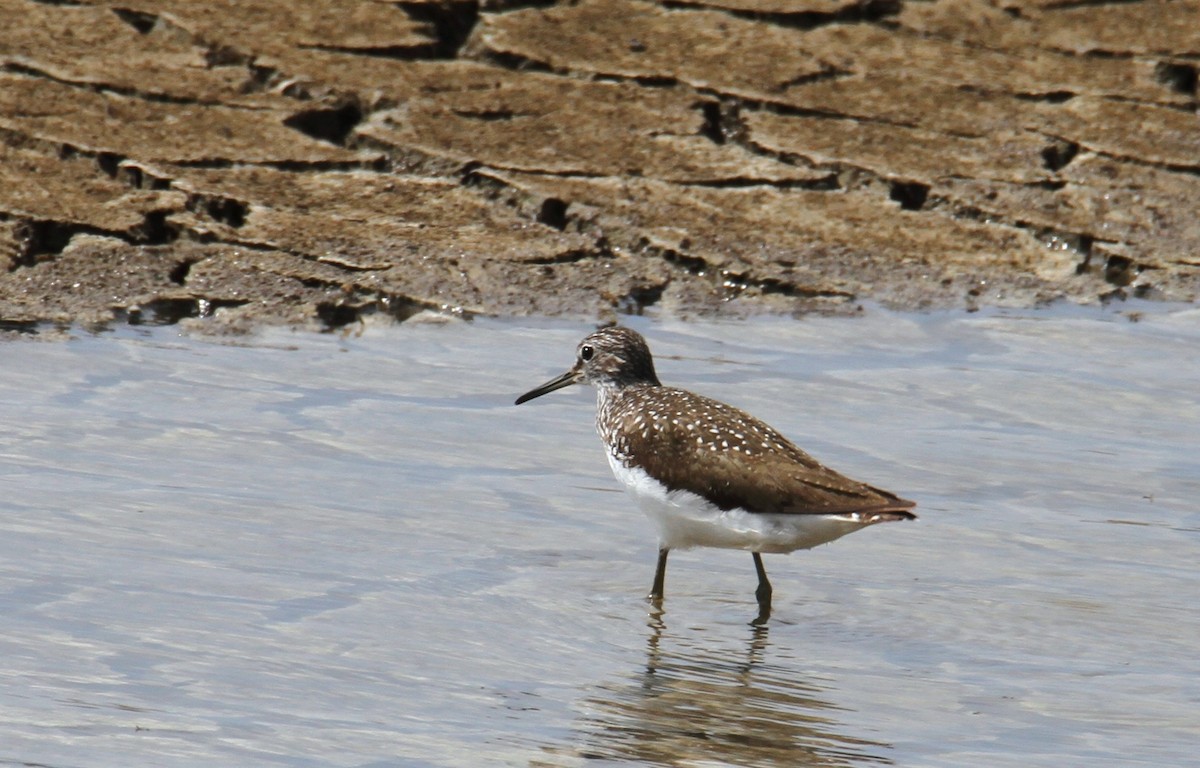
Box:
580 345 594 361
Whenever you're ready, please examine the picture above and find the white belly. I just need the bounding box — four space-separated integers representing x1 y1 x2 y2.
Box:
606 455 865 553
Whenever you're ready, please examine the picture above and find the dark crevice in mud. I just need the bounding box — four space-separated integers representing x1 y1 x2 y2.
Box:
1046 47 1140 62
1096 285 1134 304
298 43 442 60
169 257 199 285
721 270 856 300
697 100 727 144
461 168 592 230
640 239 851 307
484 49 856 127
465 166 609 185
778 67 853 91
1101 253 1138 286
245 63 290 95
734 138 845 183
661 0 900 29
131 210 178 245
358 135 469 176
617 282 667 315
11 219 80 267
587 72 680 89
1039 0 1149 11
177 224 268 250
315 293 444 329
10 134 173 190
748 96 918 131
123 297 250 326
171 157 385 173
111 7 158 34
315 300 362 329
204 44 252 68
122 300 193 326
537 197 569 230
931 195 985 223
641 240 709 277
1068 236 1130 281
205 43 282 97
1095 93 1200 114
474 48 557 75
450 107 535 121
458 160 484 181
925 190 1100 258
208 51 286 97
283 101 364 146
315 255 390 272
1014 91 1076 104
205 196 248 228
116 162 174 191
1037 228 1094 264
629 74 683 88
19 138 136 186
396 0 480 58
523 248 603 266
1041 138 1079 171
96 151 124 178
184 192 248 229
696 97 758 147
1075 247 1152 294
1085 147 1200 177
377 294 445 323
0 319 42 335
722 111 896 185
1155 61 1198 96
481 0 556 11
7 211 177 269
188 298 246 321
682 175 840 190
889 180 930 210
1033 178 1068 191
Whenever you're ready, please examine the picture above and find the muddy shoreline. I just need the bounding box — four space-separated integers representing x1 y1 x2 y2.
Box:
2 0 1197 334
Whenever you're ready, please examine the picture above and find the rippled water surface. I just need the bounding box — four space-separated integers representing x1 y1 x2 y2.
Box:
2 306 1197 767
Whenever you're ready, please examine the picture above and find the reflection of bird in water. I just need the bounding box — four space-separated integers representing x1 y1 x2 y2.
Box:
538 614 895 767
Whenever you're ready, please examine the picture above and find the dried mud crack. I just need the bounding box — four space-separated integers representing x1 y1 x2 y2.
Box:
1 0 1197 334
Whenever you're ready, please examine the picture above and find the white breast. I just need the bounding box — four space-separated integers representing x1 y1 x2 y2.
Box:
605 453 865 553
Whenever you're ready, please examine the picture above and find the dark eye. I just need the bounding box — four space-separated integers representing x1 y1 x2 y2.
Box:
580 345 594 361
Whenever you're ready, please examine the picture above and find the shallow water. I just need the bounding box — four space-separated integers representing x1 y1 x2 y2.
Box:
1 306 1197 767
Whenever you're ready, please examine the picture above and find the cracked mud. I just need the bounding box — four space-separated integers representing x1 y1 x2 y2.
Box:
1 0 1197 333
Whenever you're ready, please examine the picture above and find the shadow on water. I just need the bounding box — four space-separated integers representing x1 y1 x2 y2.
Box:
543 611 894 767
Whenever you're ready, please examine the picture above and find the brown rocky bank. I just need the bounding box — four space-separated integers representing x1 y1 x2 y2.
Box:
1 0 1197 333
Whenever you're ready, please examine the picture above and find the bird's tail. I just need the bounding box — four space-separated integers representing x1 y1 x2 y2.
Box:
865 509 918 523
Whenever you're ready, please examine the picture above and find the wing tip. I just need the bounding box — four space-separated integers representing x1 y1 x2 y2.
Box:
870 509 918 523
869 497 918 522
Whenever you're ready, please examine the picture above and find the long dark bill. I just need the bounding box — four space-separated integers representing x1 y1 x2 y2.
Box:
514 368 580 405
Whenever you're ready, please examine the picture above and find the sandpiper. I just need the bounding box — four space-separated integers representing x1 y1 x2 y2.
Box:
515 326 915 617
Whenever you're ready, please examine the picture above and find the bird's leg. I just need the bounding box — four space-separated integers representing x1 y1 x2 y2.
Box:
752 552 772 609
648 548 669 602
